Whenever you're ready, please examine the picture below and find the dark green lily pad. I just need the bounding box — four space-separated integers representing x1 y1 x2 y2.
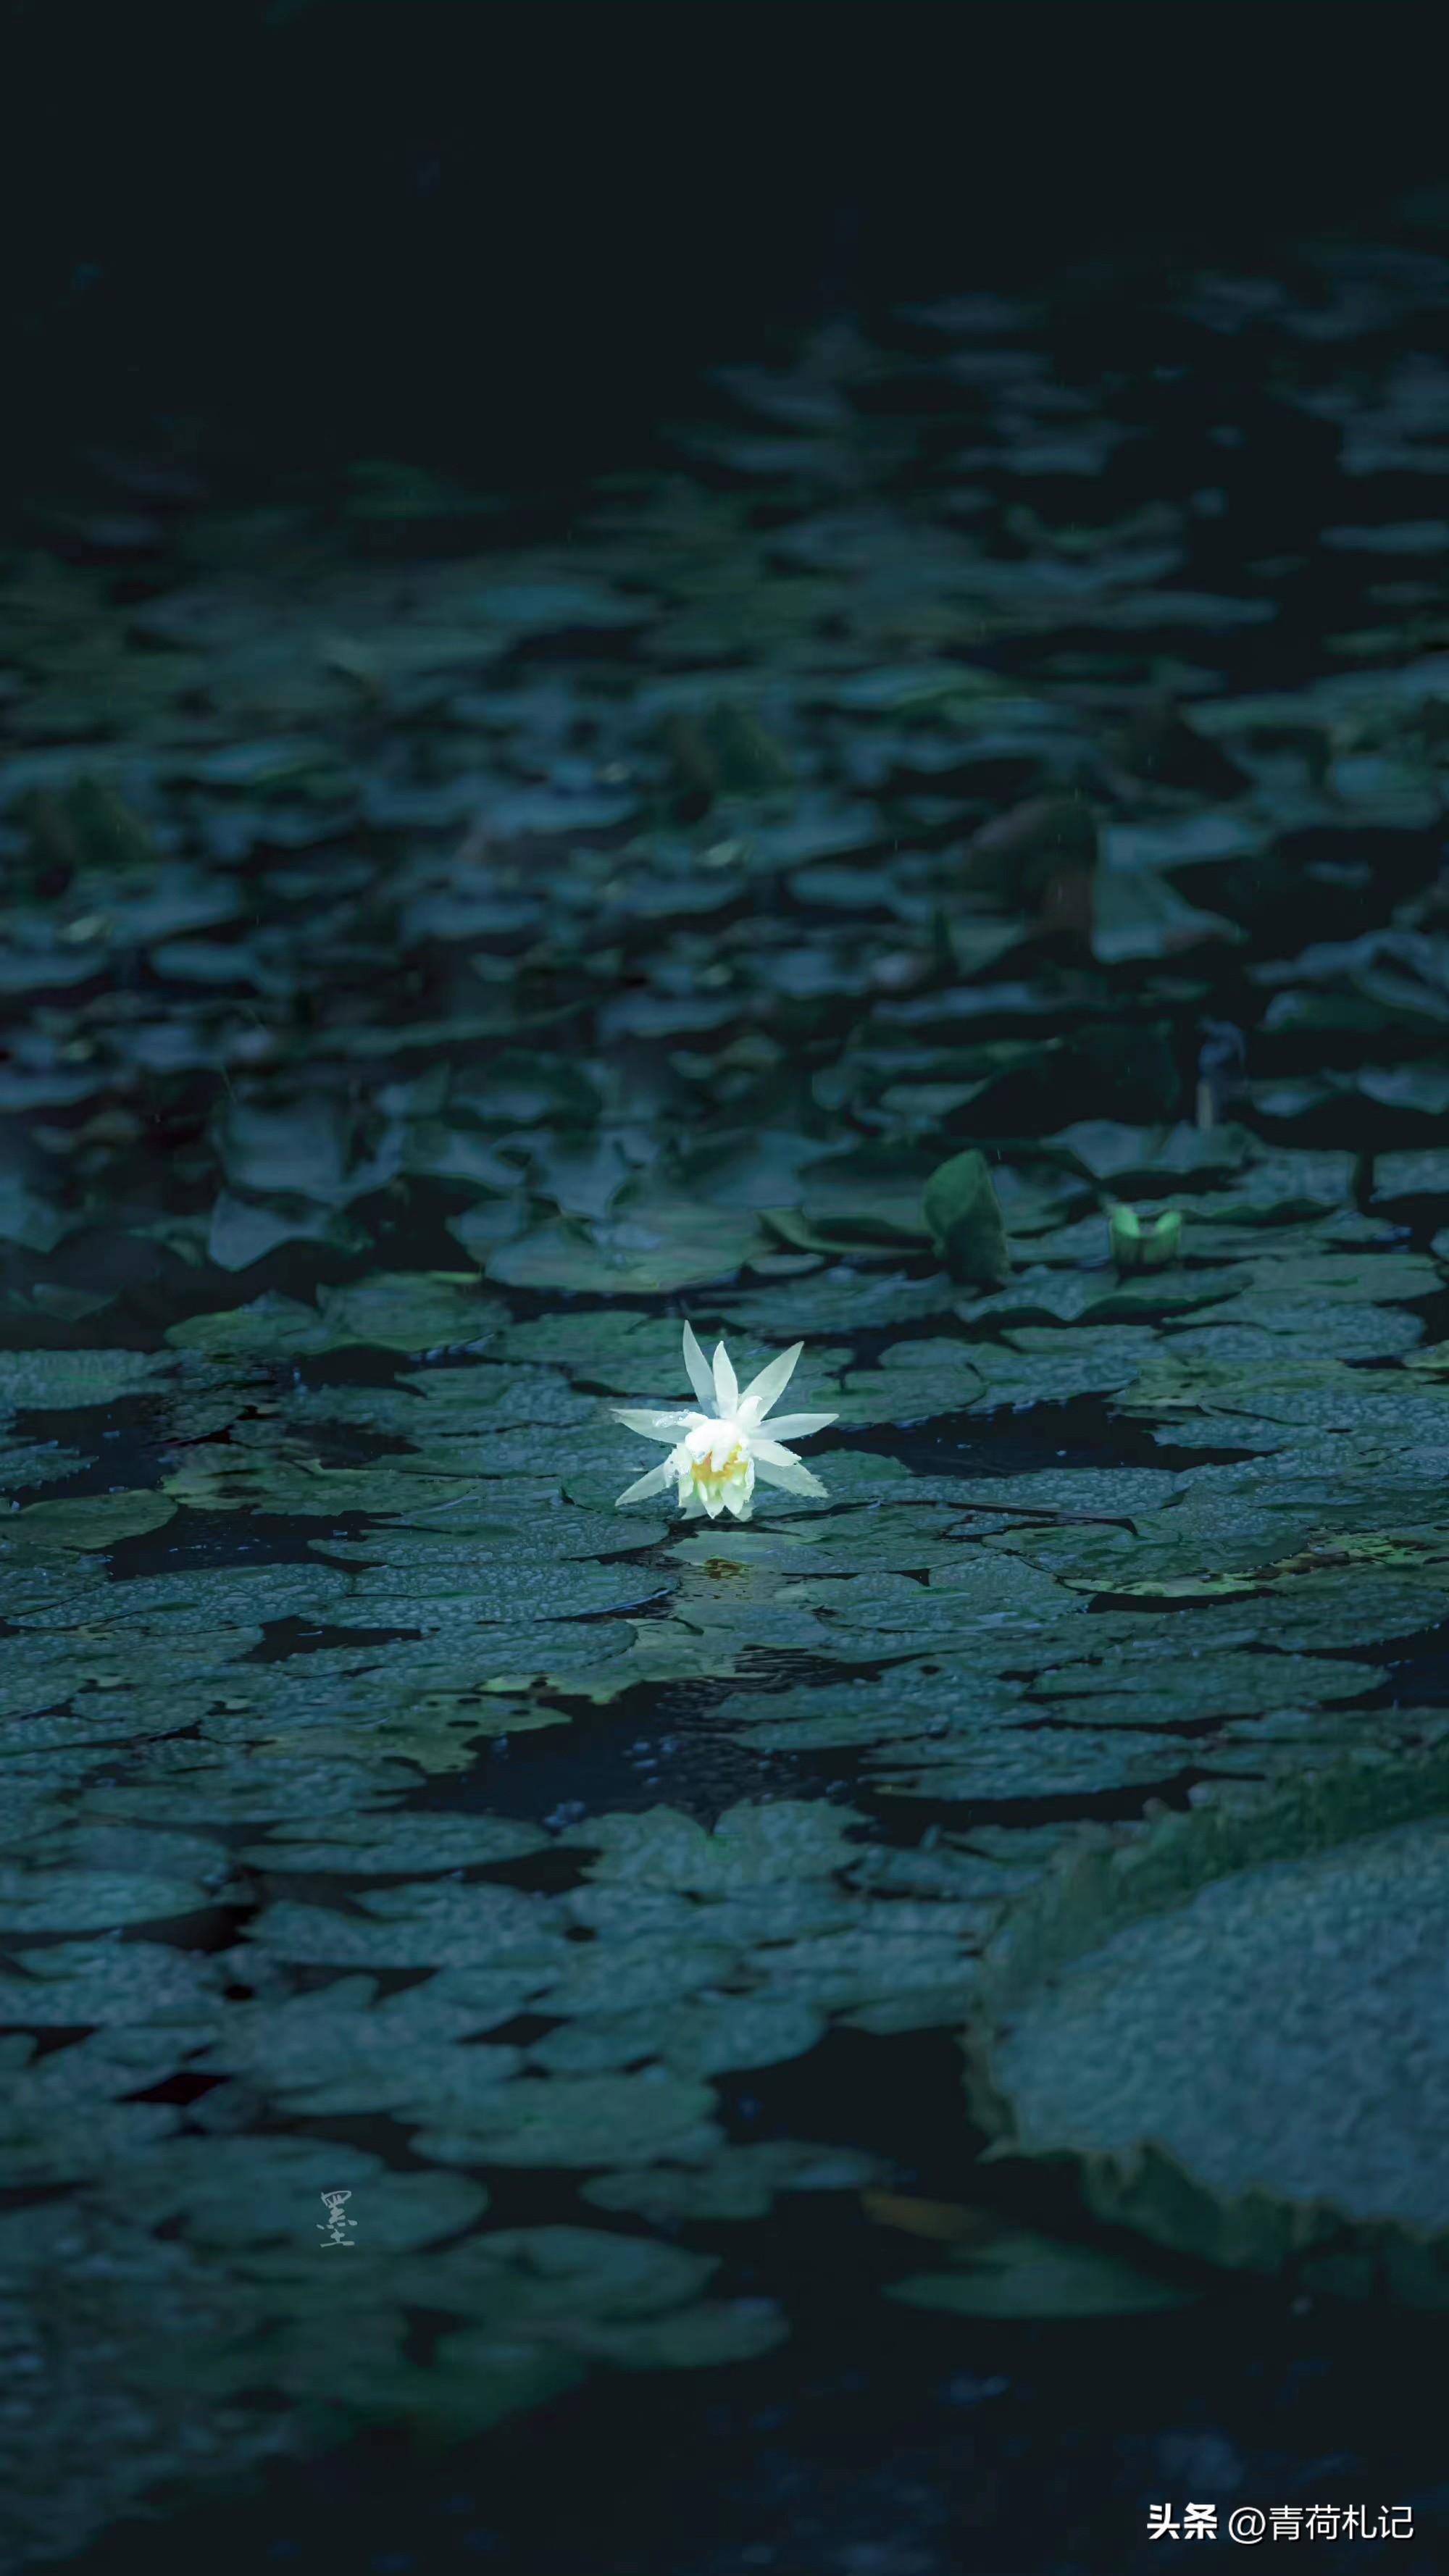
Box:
969 1747 1449 2296
0 1349 175 1413
128 2135 488 2249
560 1799 869 1890
583 2139 885 2223
890 2220 1198 2317
235 1813 547 1873
13 1489 175 1550
482 1200 765 1294
0 1937 226 2029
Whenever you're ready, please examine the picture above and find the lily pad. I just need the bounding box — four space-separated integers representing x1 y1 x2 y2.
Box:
889 2220 1198 2317
13 1489 175 1550
969 1748 1449 2297
0 1349 175 1413
480 1199 766 1294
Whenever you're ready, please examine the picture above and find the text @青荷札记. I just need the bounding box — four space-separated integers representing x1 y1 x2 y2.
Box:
1146 2503 1414 2542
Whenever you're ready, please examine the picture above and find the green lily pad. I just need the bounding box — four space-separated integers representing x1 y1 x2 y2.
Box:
123 2135 488 2249
0 2026 196 2183
13 1489 175 1550
561 1799 869 1891
0 1861 220 1933
890 2220 1199 2317
0 1938 227 2028
969 1747 1449 2297
413 2067 720 2170
530 1992 826 2079
166 1274 506 1359
582 2140 885 2224
1090 865 1243 966
235 1812 546 1873
0 1439 96 1493
248 1865 568 1968
0 1349 175 1414
480 1198 766 1294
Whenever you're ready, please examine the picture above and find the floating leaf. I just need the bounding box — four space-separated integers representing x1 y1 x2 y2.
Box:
890 2222 1198 2317
971 1750 1449 2296
13 1489 175 1550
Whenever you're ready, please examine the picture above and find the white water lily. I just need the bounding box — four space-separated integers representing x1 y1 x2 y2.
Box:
612 1321 837 1521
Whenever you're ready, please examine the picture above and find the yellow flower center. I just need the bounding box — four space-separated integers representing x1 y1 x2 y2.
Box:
690 1443 747 1489
675 1421 751 1497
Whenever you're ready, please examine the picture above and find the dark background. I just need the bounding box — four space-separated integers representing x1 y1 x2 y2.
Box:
1 0 1445 498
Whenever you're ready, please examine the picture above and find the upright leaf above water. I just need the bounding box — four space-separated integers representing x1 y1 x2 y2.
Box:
922 1149 1012 1287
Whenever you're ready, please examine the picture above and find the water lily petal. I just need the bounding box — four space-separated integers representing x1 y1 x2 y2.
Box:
610 1408 698 1442
748 1436 802 1468
712 1339 739 1415
753 1457 829 1497
753 1411 837 1442
614 1460 675 1507
738 1341 803 1423
681 1320 718 1413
